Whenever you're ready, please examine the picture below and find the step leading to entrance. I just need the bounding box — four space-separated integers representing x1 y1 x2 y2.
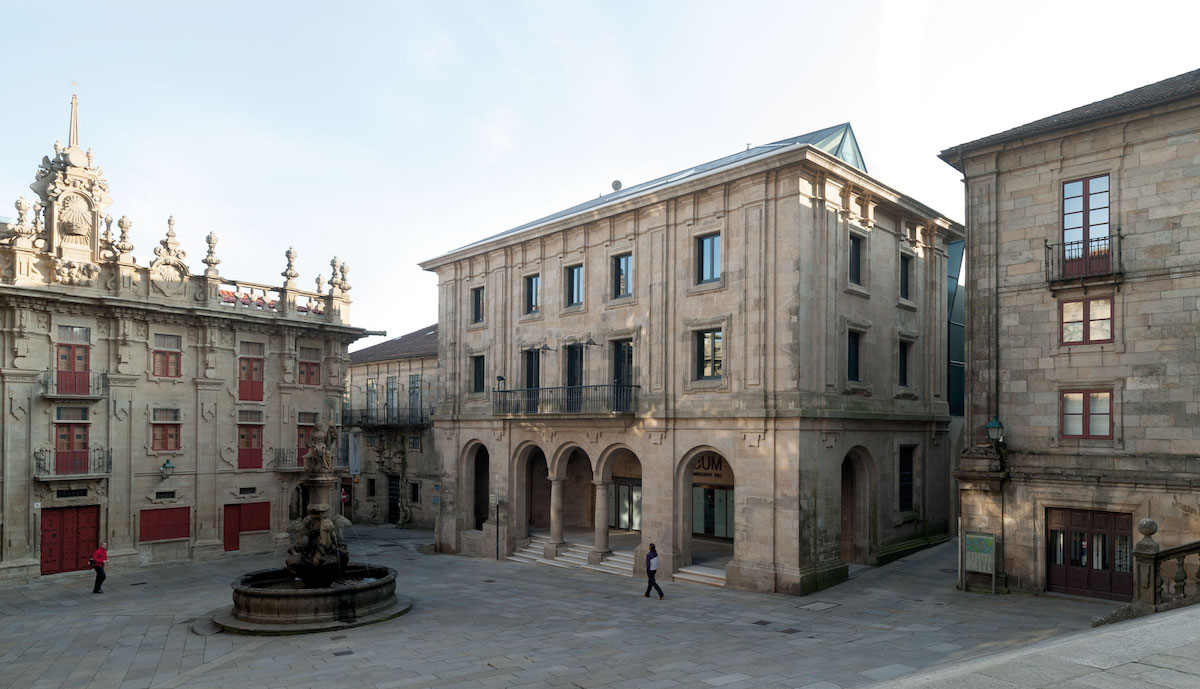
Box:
506 538 635 578
673 564 726 587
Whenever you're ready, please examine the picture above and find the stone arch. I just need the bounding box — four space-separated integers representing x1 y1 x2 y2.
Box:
509 441 548 539
840 445 876 565
674 445 739 571
595 443 639 482
549 441 591 479
458 440 490 532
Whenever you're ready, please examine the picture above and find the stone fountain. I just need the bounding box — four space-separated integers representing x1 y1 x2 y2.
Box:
210 419 411 635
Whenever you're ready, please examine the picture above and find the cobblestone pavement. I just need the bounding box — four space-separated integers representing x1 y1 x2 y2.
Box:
0 526 1118 689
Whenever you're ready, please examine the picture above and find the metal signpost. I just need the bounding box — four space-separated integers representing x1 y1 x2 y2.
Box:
964 531 997 594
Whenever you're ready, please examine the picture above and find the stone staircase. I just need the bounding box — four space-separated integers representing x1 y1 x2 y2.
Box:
506 536 634 578
672 564 727 588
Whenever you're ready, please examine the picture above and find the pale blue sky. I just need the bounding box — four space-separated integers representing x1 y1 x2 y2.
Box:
2 1 1196 349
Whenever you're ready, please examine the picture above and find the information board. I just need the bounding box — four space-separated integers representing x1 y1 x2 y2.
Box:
964 532 995 574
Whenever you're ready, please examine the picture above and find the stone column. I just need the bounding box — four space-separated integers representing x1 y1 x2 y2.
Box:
589 480 611 564
546 477 565 557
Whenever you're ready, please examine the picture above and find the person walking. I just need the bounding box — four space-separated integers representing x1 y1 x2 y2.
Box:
644 543 664 599
91 541 108 594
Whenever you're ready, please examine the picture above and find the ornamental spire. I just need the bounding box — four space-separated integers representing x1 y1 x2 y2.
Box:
68 93 80 150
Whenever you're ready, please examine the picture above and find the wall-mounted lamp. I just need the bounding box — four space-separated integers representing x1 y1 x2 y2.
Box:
538 343 557 353
582 337 602 348
160 458 175 480
985 416 1005 449
495 375 505 383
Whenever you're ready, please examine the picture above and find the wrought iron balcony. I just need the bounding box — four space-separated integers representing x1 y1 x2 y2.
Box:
41 370 109 399
1045 233 1123 284
491 384 639 415
35 448 112 479
341 406 432 427
272 448 302 471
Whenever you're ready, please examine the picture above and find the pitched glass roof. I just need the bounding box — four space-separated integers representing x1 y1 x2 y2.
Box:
452 123 865 253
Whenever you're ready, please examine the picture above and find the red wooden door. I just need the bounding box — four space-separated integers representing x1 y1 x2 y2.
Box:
223 504 240 551
57 344 90 395
40 505 99 575
237 425 263 469
238 358 264 401
55 423 89 474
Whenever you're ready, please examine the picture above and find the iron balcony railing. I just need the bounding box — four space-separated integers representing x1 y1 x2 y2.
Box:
36 448 112 478
42 370 109 398
492 384 639 415
341 406 432 427
1045 232 1123 282
273 448 302 471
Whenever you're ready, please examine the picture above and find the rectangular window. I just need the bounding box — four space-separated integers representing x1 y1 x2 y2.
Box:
238 347 264 401
410 481 421 504
898 447 914 512
471 286 485 323
1062 175 1110 276
695 329 723 380
1061 390 1112 439
239 486 257 495
139 507 190 542
155 490 176 500
696 233 721 283
298 346 321 386
367 478 376 497
56 406 89 421
152 334 182 378
899 254 912 300
524 274 540 314
151 408 181 451
408 436 421 451
565 264 583 307
849 234 863 285
55 422 89 474
613 253 632 298
238 422 263 469
848 331 861 382
470 355 486 393
1061 297 1113 344
386 376 398 414
898 340 910 388
58 488 88 498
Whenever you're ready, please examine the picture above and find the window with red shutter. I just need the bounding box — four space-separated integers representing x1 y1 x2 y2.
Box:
139 507 190 541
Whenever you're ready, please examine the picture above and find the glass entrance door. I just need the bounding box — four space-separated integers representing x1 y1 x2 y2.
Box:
607 481 642 531
692 486 734 539
1047 507 1132 601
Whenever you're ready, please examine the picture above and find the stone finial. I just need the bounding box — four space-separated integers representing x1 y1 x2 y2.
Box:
1136 518 1160 553
86 147 94 168
32 202 43 233
14 196 30 225
202 232 221 276
114 215 134 255
282 246 299 284
102 214 113 244
157 216 182 255
339 262 350 292
54 140 62 155
329 257 341 294
315 274 324 293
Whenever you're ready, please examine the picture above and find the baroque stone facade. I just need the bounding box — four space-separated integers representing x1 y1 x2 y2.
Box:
422 125 963 594
941 69 1200 600
0 97 365 583
343 325 439 528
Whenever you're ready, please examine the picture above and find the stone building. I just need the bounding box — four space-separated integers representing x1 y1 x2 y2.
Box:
0 97 365 583
421 124 963 594
343 324 439 528
941 68 1200 600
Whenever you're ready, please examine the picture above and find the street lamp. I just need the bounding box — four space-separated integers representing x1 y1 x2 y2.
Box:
985 416 1005 448
160 458 175 479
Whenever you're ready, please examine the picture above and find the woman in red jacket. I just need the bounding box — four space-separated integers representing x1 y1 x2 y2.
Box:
92 542 108 594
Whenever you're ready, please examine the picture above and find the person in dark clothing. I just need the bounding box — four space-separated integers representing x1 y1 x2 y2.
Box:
92 541 108 593
644 543 664 599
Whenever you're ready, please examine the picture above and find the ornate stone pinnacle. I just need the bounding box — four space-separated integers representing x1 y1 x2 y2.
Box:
166 215 176 237
202 232 221 274
54 140 62 155
115 215 134 255
339 263 350 292
329 257 341 294
282 246 299 282
159 216 181 255
102 214 113 246
315 274 324 293
14 197 30 225
86 147 94 168
32 202 43 232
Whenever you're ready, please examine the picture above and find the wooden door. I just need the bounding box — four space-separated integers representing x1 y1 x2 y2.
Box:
1046 507 1132 601
57 344 90 395
238 358 264 401
40 506 98 575
55 423 89 475
223 504 240 551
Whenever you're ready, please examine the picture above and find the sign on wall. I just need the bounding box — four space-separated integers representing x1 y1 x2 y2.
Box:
348 431 362 476
964 532 995 574
691 452 733 486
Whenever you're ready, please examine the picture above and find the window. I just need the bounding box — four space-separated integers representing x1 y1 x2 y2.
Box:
1061 390 1112 439
471 287 485 323
1061 297 1113 344
408 436 421 451
58 325 90 343
565 264 583 307
239 486 257 495
1062 175 1110 275
898 340 911 388
54 417 89 474
695 329 723 380
152 408 181 451
613 253 632 298
238 342 265 401
298 346 321 386
365 378 377 418
139 507 190 542
470 355 486 393
155 490 176 500
56 326 91 395
57 488 87 498
697 233 721 283
898 447 915 513
238 409 264 469
524 274 540 314
899 254 913 300
849 234 864 285
297 411 318 454
367 478 376 498
848 331 862 382
152 334 182 378
410 481 421 504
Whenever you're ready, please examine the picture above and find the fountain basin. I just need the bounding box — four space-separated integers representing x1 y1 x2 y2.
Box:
211 563 412 635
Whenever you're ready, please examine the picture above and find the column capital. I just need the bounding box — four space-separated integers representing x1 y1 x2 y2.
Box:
549 476 566 484
592 479 611 487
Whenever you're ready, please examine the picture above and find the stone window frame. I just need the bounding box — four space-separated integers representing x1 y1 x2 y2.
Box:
468 285 486 329
297 343 322 386
468 353 487 395
892 439 921 523
1059 295 1115 346
683 315 731 392
845 224 872 299
520 273 542 320
150 406 183 454
897 246 917 311
610 251 634 301
1060 173 1111 253
894 330 919 399
563 263 585 312
686 221 727 297
1059 388 1114 440
408 435 422 452
841 316 872 395
151 332 184 380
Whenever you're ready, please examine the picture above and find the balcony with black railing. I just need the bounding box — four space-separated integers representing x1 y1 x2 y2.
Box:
1045 232 1123 285
491 384 639 415
35 448 112 480
272 448 303 471
341 406 432 427
42 370 108 399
